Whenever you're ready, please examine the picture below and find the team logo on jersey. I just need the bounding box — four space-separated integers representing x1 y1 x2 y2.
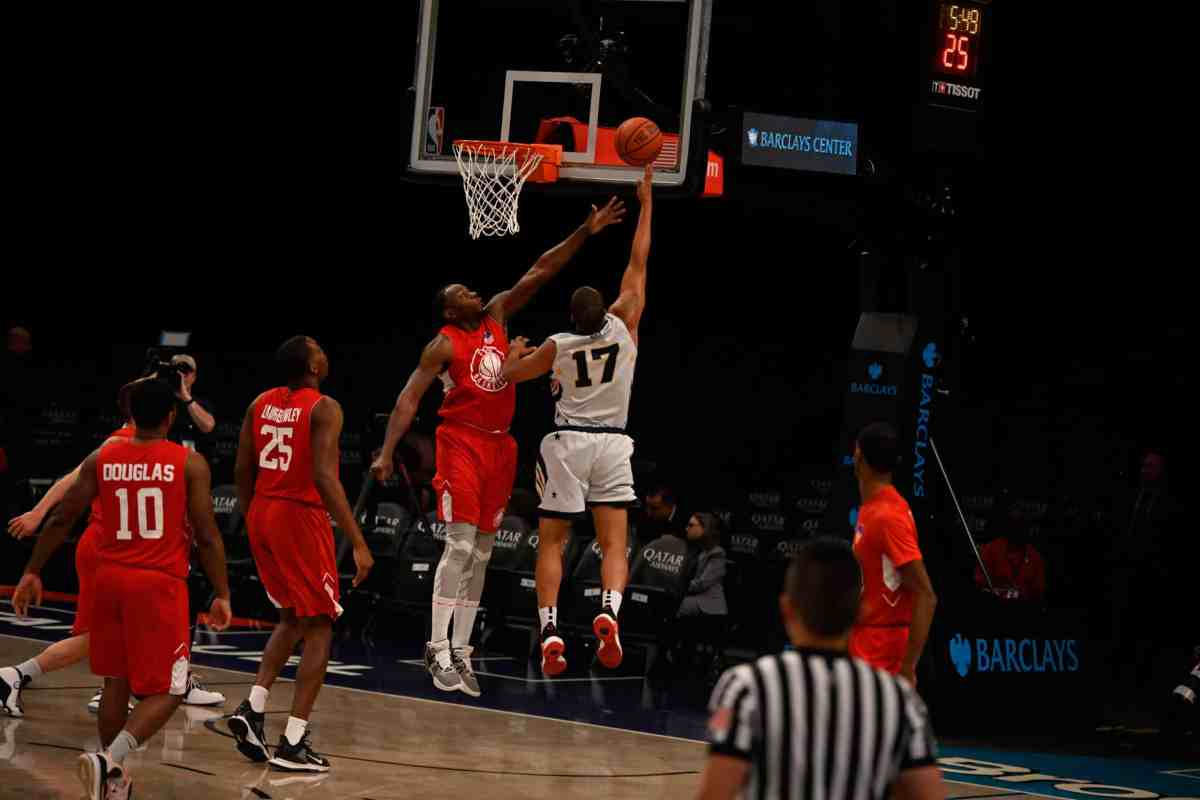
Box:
470 346 509 392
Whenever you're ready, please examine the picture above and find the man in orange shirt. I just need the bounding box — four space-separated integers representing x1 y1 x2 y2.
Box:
849 422 938 685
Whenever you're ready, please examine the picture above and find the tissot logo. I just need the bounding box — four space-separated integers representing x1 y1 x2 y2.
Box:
930 80 981 100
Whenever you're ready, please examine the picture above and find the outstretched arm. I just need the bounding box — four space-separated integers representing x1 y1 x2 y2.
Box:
8 434 127 539
502 338 557 384
487 197 627 324
370 334 453 482
608 165 653 345
13 450 102 616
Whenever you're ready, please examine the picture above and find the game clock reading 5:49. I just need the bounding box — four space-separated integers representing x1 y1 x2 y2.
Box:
934 2 985 79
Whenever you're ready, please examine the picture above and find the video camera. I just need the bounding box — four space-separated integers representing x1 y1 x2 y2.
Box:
141 346 191 394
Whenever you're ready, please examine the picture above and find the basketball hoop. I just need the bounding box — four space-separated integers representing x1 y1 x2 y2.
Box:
453 141 563 239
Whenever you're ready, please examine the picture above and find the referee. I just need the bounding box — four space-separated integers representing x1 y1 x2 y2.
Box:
699 538 944 800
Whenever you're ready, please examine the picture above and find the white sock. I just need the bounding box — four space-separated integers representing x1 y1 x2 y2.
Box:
108 730 138 766
285 716 308 746
452 601 479 649
432 598 456 643
18 658 43 680
603 590 622 617
538 607 557 631
451 534 493 649
248 685 269 714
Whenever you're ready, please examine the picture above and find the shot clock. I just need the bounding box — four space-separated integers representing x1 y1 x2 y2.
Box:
926 1 989 111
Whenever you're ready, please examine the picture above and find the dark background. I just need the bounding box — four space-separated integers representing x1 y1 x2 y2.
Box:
0 3 1187 729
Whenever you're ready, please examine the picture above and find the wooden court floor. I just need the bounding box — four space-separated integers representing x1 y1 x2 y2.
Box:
1 634 1038 799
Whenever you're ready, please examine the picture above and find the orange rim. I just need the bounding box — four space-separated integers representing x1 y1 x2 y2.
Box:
453 140 562 183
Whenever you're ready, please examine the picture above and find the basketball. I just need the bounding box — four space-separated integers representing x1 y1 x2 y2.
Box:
615 117 662 166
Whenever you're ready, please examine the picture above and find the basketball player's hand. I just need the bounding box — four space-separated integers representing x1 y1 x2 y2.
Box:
585 196 627 234
352 544 374 587
636 164 653 204
899 664 917 687
370 452 394 482
207 596 232 631
7 511 42 540
12 573 43 617
506 337 535 361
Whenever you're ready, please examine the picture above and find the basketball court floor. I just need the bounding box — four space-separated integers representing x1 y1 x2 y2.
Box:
4 600 1196 799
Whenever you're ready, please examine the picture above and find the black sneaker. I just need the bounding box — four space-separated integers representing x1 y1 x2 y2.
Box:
540 623 567 677
227 700 270 763
269 730 330 773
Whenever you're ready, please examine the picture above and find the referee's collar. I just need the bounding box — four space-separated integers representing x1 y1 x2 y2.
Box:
787 646 850 659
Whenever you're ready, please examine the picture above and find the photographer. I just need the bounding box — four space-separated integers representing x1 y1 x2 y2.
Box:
150 355 216 450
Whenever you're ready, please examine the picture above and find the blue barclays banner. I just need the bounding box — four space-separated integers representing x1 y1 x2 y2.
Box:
742 112 859 176
930 596 1099 734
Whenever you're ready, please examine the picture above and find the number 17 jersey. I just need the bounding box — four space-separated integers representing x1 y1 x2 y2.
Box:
550 314 638 430
252 387 325 508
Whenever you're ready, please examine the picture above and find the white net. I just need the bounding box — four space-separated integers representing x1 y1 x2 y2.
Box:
453 142 545 239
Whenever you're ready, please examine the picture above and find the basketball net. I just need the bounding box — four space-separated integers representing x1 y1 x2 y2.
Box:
453 143 545 239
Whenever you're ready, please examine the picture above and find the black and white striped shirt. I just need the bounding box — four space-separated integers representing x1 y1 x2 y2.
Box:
707 649 938 800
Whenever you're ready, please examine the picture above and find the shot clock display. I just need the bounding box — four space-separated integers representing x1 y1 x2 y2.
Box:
934 2 985 79
926 0 989 111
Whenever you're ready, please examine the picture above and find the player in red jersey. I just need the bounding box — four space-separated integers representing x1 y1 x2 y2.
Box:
12 377 232 799
371 198 626 695
848 422 938 685
2 380 223 717
227 335 373 773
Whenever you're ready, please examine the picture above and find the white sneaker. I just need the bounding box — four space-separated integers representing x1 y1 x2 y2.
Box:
424 641 462 692
182 672 225 706
77 752 109 800
0 667 29 718
87 689 135 714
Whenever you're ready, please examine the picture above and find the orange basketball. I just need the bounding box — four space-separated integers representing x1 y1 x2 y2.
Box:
615 117 662 166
